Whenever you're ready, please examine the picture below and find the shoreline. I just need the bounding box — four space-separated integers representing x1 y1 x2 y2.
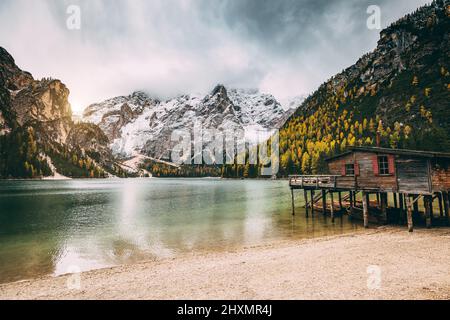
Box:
1 227 449 300
0 176 290 181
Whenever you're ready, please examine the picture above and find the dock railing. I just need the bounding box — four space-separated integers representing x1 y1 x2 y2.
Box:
289 175 340 189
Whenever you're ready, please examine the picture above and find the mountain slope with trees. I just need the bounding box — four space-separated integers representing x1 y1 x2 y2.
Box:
0 47 123 178
277 0 450 176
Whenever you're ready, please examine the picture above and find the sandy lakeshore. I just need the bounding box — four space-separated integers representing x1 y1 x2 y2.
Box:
1 227 449 300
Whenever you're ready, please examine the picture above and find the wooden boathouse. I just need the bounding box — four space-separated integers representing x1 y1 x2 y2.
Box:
289 147 450 232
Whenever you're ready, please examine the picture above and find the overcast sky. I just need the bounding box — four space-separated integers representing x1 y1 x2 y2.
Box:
0 0 430 114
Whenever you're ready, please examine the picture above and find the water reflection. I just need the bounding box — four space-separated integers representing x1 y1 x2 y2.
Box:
0 179 361 283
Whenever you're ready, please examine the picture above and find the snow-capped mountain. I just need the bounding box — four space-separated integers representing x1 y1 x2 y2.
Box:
227 88 284 127
83 85 302 160
278 95 307 112
82 91 160 141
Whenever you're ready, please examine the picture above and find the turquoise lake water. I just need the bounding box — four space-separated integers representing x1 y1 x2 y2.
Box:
0 179 361 283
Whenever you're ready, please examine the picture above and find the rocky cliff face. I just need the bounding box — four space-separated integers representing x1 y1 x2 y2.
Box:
0 72 11 135
0 47 73 143
66 123 112 163
83 85 298 159
0 47 32 135
290 0 450 150
11 79 73 144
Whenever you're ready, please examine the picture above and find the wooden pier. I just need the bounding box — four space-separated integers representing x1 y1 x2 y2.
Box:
289 147 450 232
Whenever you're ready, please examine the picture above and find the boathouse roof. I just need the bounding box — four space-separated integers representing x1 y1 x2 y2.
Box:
325 147 450 162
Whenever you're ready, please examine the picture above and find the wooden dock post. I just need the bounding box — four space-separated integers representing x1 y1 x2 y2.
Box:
398 193 405 224
443 192 450 225
303 189 309 218
424 195 432 229
437 193 444 218
413 195 419 216
330 192 335 223
291 188 295 216
405 195 414 232
362 192 369 228
399 194 403 209
429 197 434 224
310 190 315 215
380 193 388 224
322 190 327 215
393 193 398 209
338 192 343 210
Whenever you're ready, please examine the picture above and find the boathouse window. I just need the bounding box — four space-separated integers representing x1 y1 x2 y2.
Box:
345 164 355 176
378 156 390 175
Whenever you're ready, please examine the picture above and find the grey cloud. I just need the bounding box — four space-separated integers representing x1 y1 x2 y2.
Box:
0 0 431 113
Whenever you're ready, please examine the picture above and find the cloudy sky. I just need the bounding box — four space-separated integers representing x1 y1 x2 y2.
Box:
0 0 430 114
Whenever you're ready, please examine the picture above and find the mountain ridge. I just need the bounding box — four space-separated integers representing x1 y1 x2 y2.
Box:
83 84 299 160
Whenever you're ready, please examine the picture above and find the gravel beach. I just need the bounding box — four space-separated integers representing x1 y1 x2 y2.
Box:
1 227 449 300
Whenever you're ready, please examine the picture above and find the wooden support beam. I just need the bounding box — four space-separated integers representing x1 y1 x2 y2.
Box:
303 189 309 217
322 190 327 215
429 197 434 224
341 192 351 202
380 193 388 224
376 193 380 207
338 192 343 210
398 193 404 224
405 195 414 232
393 193 398 209
330 192 335 223
311 192 325 206
443 192 450 226
438 193 444 217
399 194 404 210
291 188 295 216
409 194 423 206
362 192 369 229
413 195 419 216
310 190 315 215
424 196 432 228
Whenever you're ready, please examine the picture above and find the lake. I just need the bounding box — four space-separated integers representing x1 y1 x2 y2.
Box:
0 179 361 284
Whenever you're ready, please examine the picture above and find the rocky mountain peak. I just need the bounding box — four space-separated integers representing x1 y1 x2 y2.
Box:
202 84 234 115
129 90 159 105
210 84 228 97
0 47 15 66
0 47 33 91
